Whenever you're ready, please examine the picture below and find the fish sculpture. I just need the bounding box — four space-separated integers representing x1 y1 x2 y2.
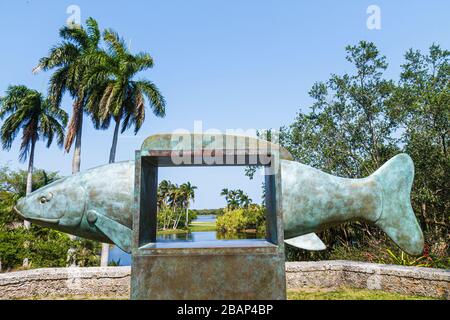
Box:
13 154 424 256
281 154 424 255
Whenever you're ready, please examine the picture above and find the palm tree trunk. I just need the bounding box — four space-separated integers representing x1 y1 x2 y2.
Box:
68 115 83 248
100 243 110 267
72 114 83 174
186 208 189 229
109 118 120 163
22 139 36 268
163 208 168 230
24 139 36 229
174 205 183 230
100 118 121 267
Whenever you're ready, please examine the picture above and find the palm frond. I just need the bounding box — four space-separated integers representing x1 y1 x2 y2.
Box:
1 86 67 161
59 25 90 49
121 84 145 133
103 29 128 58
48 65 69 106
36 17 104 159
64 99 83 152
0 85 30 117
1 113 23 150
98 83 115 119
19 119 38 162
85 17 101 47
132 52 154 73
135 80 166 117
33 42 79 73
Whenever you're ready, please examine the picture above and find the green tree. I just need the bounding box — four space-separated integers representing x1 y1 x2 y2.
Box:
279 42 449 267
34 18 102 174
0 85 67 228
156 180 198 230
168 184 184 230
281 41 398 178
389 44 449 243
236 190 252 209
83 29 165 264
220 189 253 210
279 41 400 248
180 182 197 227
0 166 100 271
86 29 166 164
0 166 60 226
216 205 265 235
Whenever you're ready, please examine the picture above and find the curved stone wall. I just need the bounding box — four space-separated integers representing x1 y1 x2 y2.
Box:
0 261 448 299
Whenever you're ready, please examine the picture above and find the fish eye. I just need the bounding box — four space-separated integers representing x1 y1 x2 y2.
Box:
39 193 53 204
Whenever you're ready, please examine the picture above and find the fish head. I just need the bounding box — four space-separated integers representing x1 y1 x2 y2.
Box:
14 176 86 229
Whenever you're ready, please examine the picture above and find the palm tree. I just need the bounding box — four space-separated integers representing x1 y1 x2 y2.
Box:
158 180 174 230
180 182 197 227
81 28 166 264
34 17 102 174
221 189 239 210
86 29 166 164
228 191 240 210
157 180 171 208
220 188 230 203
236 190 252 209
85 29 165 265
0 85 68 228
220 188 252 210
168 185 183 230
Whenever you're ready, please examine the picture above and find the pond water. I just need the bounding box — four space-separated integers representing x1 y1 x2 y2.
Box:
108 214 264 266
193 214 216 223
108 231 225 266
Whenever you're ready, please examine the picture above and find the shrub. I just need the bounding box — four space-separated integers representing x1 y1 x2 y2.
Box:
157 207 197 230
285 230 450 269
0 225 100 272
216 205 266 234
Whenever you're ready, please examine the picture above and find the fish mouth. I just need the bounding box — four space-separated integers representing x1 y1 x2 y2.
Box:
30 217 60 224
13 206 25 218
13 206 60 224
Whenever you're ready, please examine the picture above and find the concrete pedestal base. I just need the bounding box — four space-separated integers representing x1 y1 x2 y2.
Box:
131 246 286 300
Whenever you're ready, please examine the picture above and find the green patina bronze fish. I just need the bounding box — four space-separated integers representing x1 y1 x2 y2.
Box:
281 154 424 256
13 154 424 256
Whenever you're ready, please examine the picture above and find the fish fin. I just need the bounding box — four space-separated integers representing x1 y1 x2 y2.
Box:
87 210 132 253
371 154 424 256
284 233 326 251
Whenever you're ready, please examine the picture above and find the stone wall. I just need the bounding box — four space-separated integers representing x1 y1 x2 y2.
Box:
0 266 130 300
286 261 450 299
0 261 448 299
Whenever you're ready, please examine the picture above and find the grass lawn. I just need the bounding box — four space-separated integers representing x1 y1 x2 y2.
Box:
189 221 216 232
287 288 436 300
156 229 189 235
156 221 216 235
22 288 436 300
17 295 130 300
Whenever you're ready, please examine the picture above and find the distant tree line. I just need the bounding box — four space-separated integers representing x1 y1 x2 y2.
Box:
191 208 224 216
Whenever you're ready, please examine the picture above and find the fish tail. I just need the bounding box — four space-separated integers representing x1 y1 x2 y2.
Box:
371 154 424 256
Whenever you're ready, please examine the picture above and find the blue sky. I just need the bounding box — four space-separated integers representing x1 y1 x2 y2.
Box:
1 1 449 208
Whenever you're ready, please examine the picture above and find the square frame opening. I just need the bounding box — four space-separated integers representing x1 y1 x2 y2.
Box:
134 153 280 250
131 134 287 300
